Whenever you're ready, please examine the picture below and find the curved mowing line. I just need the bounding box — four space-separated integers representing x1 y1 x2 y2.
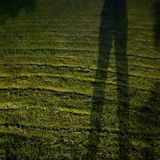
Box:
1 61 160 71
0 55 160 71
0 38 157 44
1 64 160 81
0 48 160 60
0 73 159 92
0 125 157 138
0 86 159 101
0 72 159 80
0 87 91 97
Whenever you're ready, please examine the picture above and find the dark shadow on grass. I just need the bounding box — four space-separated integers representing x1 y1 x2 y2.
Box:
0 1 36 159
138 81 160 160
153 0 160 48
0 133 56 160
0 0 36 24
86 0 129 159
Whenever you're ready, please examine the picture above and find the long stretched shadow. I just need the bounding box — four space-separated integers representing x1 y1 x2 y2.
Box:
153 0 160 48
87 0 129 159
0 0 36 24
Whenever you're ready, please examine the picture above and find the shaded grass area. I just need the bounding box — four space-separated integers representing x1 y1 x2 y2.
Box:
0 0 160 159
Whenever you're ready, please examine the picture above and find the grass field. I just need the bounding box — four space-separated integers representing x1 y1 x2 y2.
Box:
0 0 160 159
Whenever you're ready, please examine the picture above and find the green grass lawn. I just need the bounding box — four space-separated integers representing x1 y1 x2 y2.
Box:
0 0 160 159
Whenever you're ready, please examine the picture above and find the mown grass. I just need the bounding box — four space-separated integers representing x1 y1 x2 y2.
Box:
0 0 160 159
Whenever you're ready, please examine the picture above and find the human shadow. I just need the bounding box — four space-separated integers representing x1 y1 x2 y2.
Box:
0 0 36 24
86 0 129 159
138 81 160 160
153 0 160 48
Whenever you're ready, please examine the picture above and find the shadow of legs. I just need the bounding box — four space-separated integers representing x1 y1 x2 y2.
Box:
87 0 129 159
